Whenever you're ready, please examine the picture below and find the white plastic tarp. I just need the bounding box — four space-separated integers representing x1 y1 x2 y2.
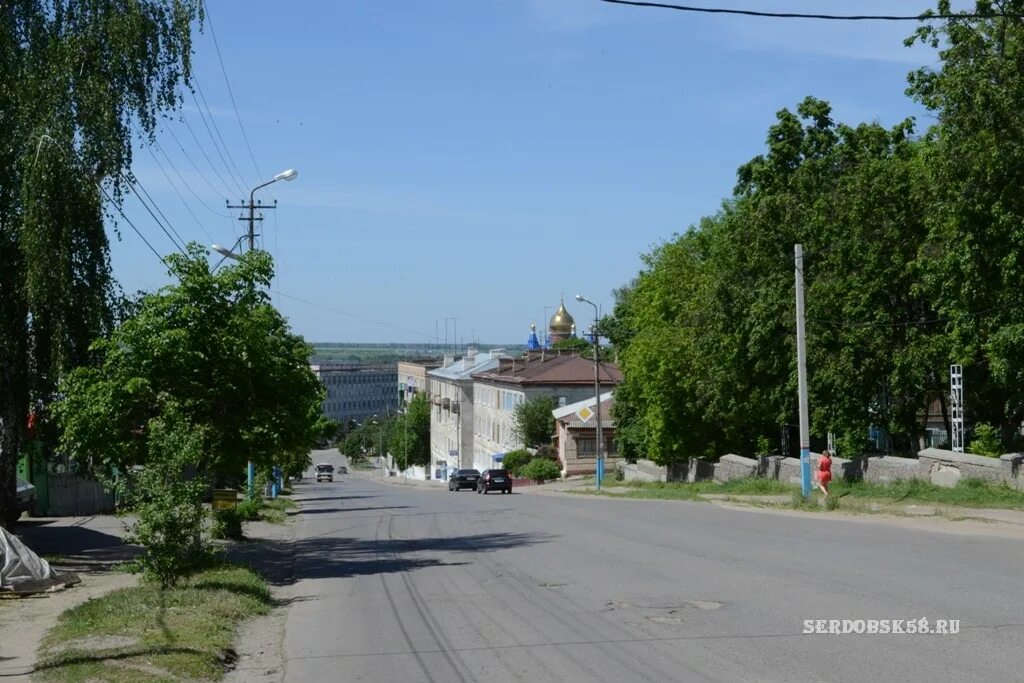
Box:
0 527 79 593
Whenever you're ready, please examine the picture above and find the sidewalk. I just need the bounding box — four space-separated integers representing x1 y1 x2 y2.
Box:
1 515 140 681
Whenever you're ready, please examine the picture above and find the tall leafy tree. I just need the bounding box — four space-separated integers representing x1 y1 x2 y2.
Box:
390 393 430 470
0 1 202 528
55 247 328 483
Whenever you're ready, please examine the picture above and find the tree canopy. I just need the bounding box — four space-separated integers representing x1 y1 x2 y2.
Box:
608 1 1024 463
513 396 557 449
55 247 328 482
0 0 203 528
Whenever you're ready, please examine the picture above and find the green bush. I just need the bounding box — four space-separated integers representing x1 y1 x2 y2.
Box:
502 449 533 477
210 507 244 540
236 497 261 520
969 423 1003 457
521 458 561 483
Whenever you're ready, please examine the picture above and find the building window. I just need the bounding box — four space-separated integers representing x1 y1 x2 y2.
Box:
577 437 596 457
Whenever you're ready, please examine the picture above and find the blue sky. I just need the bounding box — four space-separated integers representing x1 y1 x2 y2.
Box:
113 0 955 345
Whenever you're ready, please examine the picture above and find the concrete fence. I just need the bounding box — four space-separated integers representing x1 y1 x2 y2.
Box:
622 448 1024 490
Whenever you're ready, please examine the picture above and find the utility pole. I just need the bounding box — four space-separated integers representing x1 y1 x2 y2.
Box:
950 364 964 453
576 295 603 490
227 196 277 252
794 244 812 498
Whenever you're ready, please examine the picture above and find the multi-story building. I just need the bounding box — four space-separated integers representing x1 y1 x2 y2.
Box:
427 348 505 476
397 359 442 408
311 363 399 427
470 352 622 472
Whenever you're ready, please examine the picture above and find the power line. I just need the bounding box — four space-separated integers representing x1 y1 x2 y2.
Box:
163 122 238 200
275 292 438 340
142 127 232 218
203 0 264 179
97 182 169 268
598 0 1024 21
179 113 242 197
123 173 188 254
190 78 249 192
140 140 215 242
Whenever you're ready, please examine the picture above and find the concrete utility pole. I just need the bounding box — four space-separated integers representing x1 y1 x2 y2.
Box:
950 364 964 453
794 244 812 498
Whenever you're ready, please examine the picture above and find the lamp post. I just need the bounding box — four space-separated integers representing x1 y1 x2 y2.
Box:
215 170 298 499
575 294 603 491
227 169 298 252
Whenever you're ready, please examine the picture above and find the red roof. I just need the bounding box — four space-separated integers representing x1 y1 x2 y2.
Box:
472 353 622 387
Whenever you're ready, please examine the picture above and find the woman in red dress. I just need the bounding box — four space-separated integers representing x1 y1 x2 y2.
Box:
816 450 833 498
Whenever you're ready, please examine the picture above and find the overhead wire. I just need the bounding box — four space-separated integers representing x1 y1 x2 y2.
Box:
598 0 1024 21
122 172 189 255
144 128 232 218
139 140 215 242
163 122 238 199
178 113 242 197
97 182 170 268
275 292 438 341
203 0 264 180
190 79 249 194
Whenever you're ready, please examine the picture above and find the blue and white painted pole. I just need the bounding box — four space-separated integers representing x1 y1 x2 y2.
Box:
794 244 812 498
247 461 255 499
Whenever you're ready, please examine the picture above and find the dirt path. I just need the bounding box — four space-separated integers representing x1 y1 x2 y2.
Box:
0 570 139 681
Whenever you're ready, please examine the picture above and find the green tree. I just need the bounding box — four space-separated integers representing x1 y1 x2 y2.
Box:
55 247 326 485
0 0 203 529
512 396 557 448
391 393 430 470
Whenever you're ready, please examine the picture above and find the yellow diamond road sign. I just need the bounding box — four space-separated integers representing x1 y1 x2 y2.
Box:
576 405 594 422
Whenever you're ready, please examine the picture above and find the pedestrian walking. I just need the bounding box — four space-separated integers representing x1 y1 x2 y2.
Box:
816 449 833 498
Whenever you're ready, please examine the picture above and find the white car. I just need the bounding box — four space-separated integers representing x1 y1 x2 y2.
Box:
315 463 334 483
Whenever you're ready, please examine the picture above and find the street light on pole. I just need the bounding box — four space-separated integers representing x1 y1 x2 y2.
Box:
576 294 604 491
227 168 298 252
217 169 298 499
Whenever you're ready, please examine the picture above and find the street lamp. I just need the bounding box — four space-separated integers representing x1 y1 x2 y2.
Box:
576 294 604 491
212 169 298 499
227 168 299 252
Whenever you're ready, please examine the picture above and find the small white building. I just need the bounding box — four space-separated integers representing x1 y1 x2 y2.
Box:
552 391 618 477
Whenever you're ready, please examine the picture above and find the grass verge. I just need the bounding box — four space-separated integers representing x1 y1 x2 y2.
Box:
575 476 1024 511
573 477 796 500
829 478 1024 509
258 497 297 523
34 564 272 683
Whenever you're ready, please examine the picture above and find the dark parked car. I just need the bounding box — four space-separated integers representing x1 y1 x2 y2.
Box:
477 469 512 494
448 469 480 491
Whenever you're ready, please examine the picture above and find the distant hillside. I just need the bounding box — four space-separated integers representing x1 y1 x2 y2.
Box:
309 343 524 365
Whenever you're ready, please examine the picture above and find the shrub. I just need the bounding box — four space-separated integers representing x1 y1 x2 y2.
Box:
502 449 533 477
121 414 213 588
969 423 1003 457
521 458 561 483
211 507 244 540
236 497 261 520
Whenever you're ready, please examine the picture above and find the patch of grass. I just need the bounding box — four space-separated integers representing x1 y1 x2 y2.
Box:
601 477 797 500
34 564 272 682
258 496 297 523
830 478 1024 509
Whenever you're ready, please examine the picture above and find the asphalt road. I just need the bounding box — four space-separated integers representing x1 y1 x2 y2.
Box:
284 451 1024 682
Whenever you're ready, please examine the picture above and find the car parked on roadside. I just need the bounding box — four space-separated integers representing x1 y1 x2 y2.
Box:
315 463 335 483
16 477 36 515
477 468 512 494
448 469 480 491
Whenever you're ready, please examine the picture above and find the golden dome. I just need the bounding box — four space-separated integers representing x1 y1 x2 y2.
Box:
549 300 575 333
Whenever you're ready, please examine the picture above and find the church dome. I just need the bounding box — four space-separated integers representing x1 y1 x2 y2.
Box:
549 300 575 333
